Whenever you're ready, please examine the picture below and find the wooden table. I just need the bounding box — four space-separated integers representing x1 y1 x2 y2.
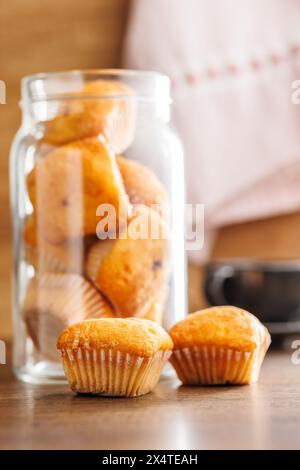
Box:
1 344 300 450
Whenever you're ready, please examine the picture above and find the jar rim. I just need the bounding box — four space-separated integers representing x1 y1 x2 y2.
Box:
21 69 171 104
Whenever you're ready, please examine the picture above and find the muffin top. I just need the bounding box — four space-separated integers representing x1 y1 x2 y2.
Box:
43 80 135 153
169 306 270 352
57 318 173 357
117 156 168 221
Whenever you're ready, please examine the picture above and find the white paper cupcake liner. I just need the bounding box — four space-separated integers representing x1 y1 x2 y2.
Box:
23 273 114 361
23 273 114 323
170 345 263 385
60 348 171 397
24 239 86 275
25 244 67 273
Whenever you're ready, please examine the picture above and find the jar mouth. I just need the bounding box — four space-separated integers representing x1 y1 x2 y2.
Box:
21 69 171 104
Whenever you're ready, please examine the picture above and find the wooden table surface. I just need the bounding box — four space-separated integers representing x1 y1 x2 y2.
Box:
1 345 300 450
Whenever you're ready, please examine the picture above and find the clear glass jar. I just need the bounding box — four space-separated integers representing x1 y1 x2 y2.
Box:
10 69 187 384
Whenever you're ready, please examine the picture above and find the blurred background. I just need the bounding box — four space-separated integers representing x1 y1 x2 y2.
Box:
2 0 300 340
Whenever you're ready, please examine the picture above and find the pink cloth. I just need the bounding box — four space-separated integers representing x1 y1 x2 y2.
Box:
123 0 300 262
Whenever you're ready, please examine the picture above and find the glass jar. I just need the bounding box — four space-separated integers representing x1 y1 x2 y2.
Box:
10 69 187 384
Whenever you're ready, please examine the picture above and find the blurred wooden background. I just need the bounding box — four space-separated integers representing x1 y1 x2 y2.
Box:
1 0 300 340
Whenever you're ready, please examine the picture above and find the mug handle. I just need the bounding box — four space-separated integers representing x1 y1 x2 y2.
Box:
205 265 235 305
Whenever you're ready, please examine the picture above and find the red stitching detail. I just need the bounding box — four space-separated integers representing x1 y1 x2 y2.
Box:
186 73 198 85
207 69 218 80
270 54 282 65
179 46 299 86
291 45 300 56
227 64 238 75
251 59 261 71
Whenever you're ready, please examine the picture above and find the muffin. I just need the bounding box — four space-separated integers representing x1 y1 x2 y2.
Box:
86 205 169 318
117 156 169 221
57 318 173 397
23 273 114 361
27 136 130 244
43 79 136 153
84 238 116 283
169 306 271 385
23 215 88 273
85 237 168 324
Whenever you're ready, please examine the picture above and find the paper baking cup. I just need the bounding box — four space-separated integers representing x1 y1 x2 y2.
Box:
24 236 89 274
25 243 68 273
25 311 66 362
23 273 115 361
24 273 114 322
170 345 267 385
59 348 171 397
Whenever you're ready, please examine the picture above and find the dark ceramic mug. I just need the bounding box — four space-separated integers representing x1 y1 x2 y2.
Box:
204 259 300 334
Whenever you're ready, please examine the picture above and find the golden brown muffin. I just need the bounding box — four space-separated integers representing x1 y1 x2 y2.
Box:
23 273 114 361
57 318 173 397
43 80 136 153
23 215 88 273
117 156 169 221
84 238 116 283
27 136 130 244
85 237 168 325
86 205 169 318
169 306 271 385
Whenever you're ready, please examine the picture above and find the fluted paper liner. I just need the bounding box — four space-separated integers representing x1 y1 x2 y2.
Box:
25 244 61 273
23 273 114 361
170 342 269 385
60 348 171 397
